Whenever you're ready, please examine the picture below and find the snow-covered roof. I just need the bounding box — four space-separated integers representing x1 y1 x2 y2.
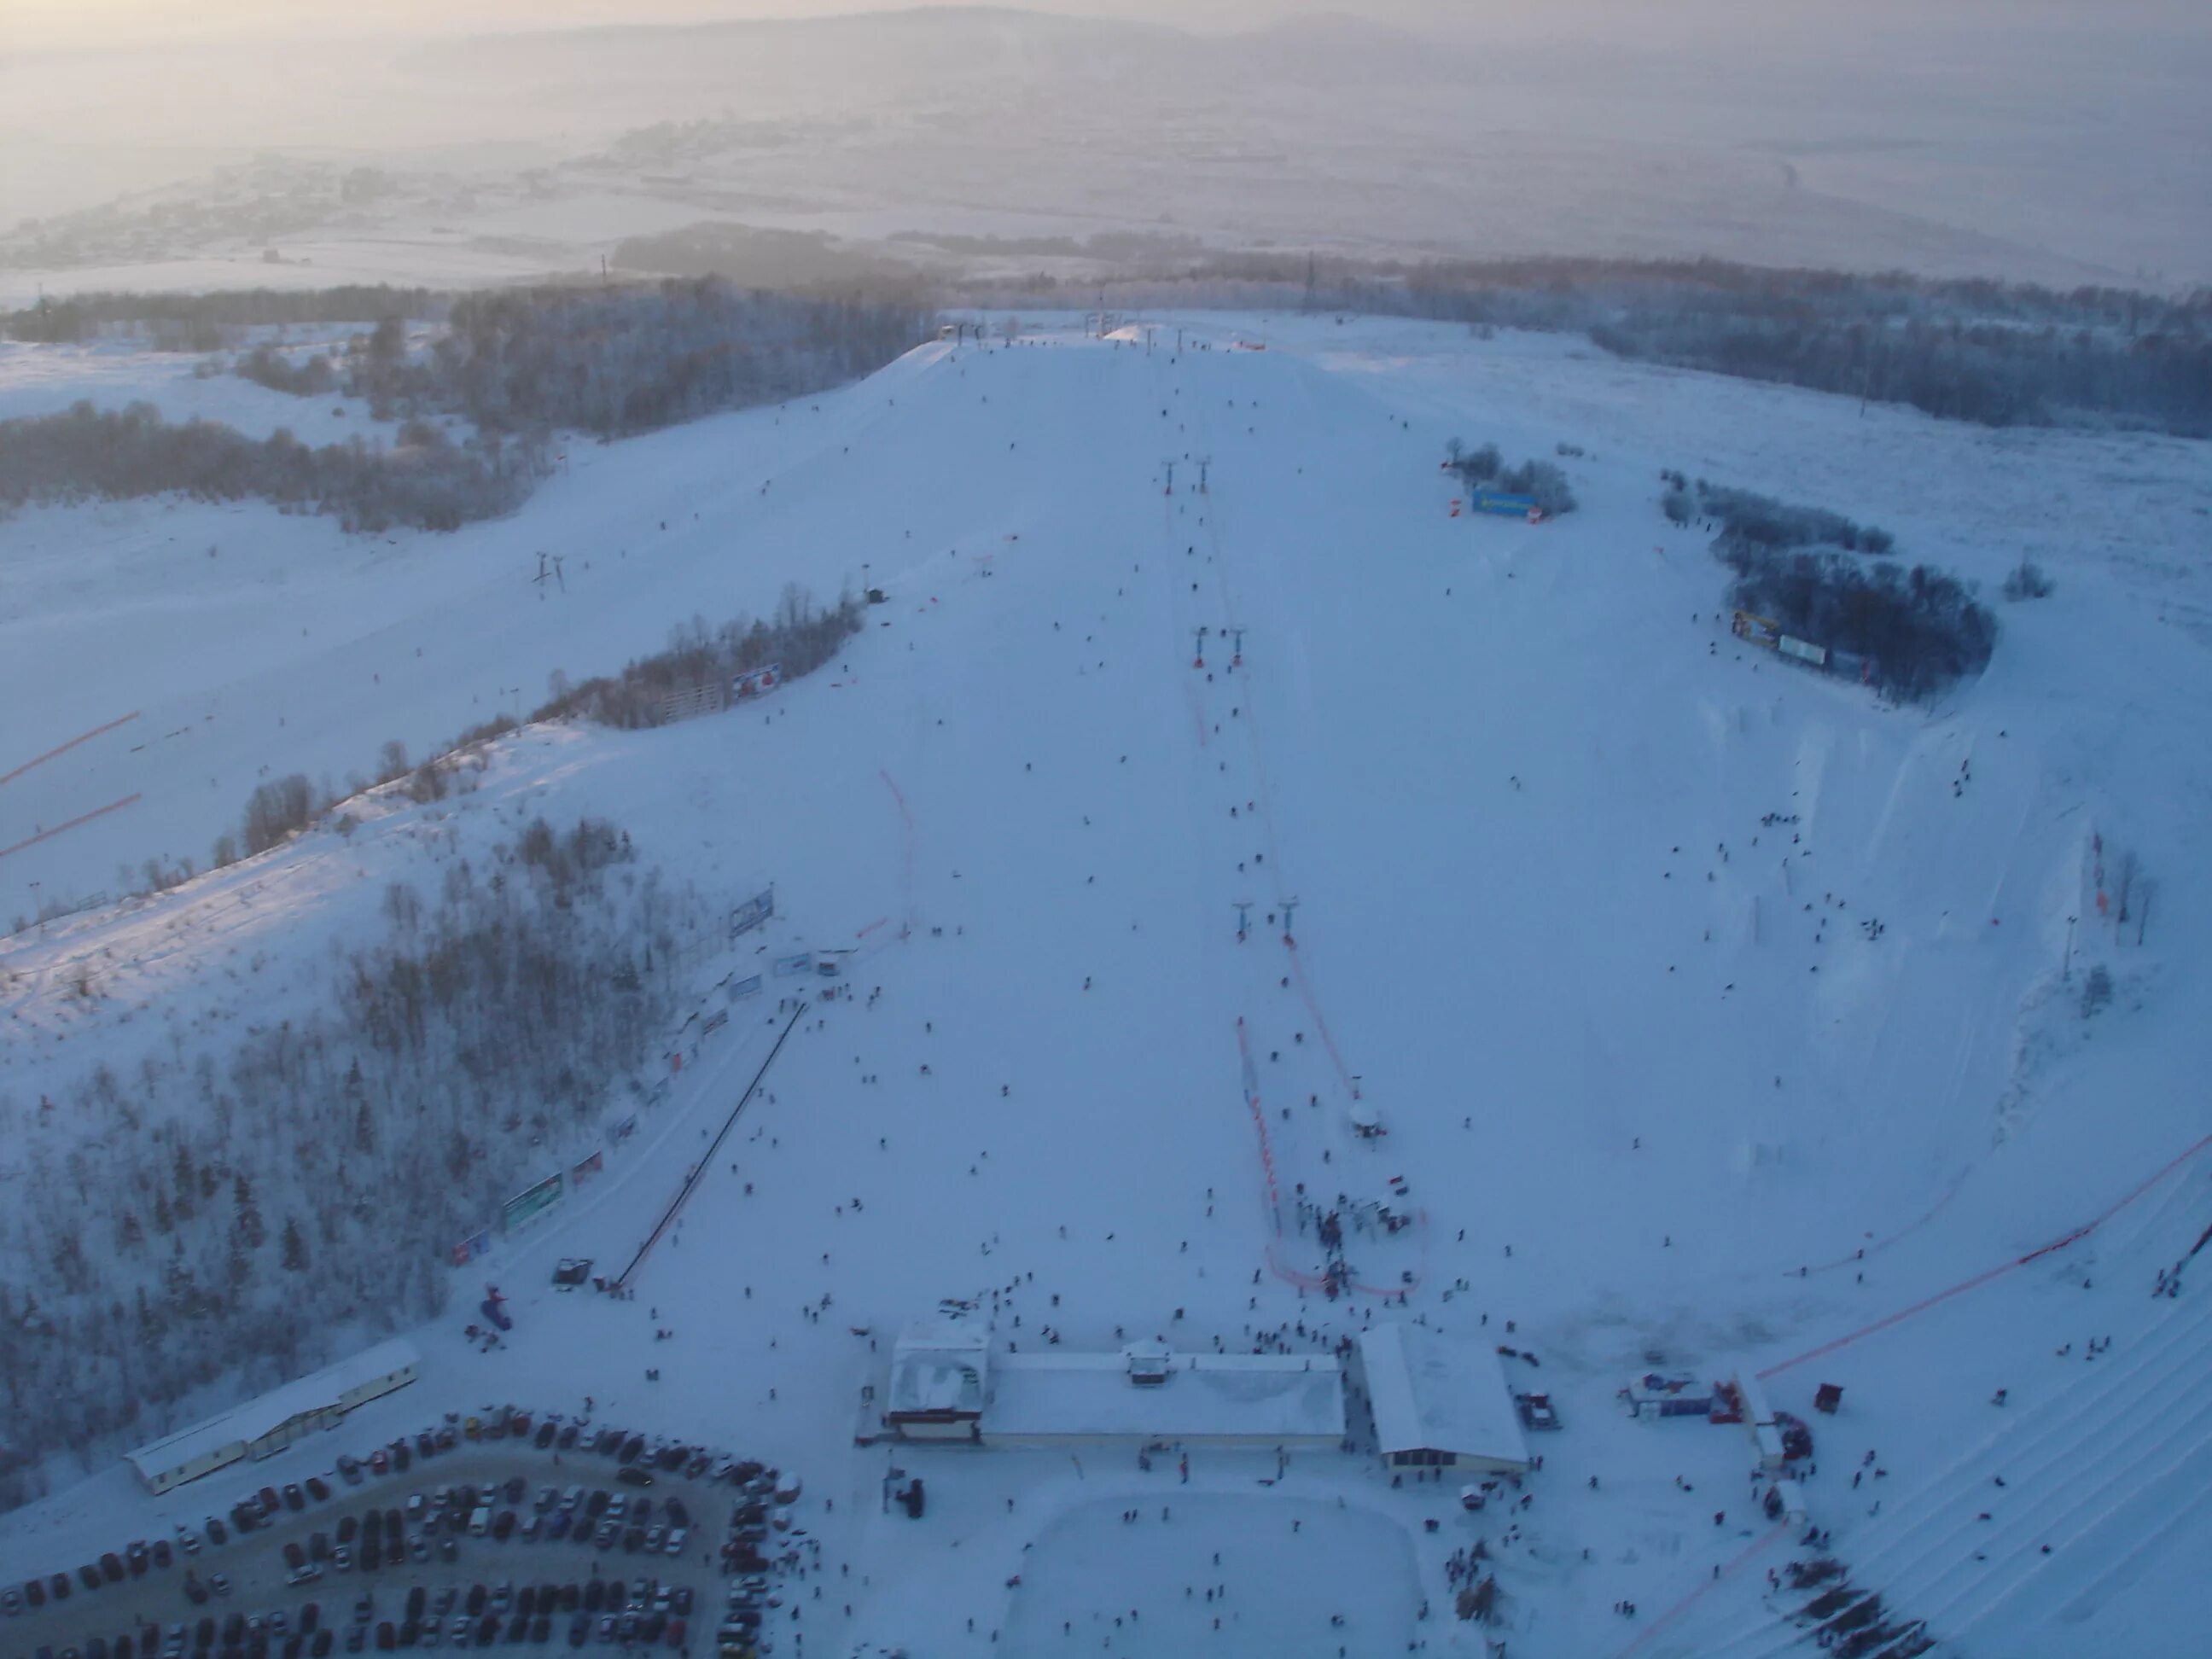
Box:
985 1350 1343 1443
1357 1324 1530 1470
888 1318 991 1417
125 1337 420 1478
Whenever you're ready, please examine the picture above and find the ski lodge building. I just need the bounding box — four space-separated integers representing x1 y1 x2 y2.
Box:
124 1338 421 1494
882 1317 992 1441
872 1315 1342 1450
1356 1323 1532 1476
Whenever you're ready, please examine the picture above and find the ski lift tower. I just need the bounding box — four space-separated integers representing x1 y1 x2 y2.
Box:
1280 899 1300 946
1162 460 1176 497
1192 626 1210 669
1233 901 1254 943
1196 456 1212 495
1226 626 1246 668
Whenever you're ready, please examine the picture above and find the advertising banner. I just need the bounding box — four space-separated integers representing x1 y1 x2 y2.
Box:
732 663 784 701
1778 635 1828 667
1732 608 1784 649
571 1151 604 1185
501 1173 565 1235
773 952 815 978
729 887 774 939
702 1010 729 1036
731 973 764 999
1473 491 1537 518
452 1227 493 1266
609 1113 640 1143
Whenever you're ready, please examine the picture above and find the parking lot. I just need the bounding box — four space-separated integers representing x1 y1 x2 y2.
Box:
3 1413 796 1659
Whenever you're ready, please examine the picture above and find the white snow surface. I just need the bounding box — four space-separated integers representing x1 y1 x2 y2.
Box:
3 314 2211 1656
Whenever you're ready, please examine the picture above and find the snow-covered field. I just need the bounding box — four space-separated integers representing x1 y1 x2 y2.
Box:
3 315 2209 1656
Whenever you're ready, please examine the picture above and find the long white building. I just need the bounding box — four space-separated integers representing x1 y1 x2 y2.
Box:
877 1314 1343 1450
125 1337 421 1493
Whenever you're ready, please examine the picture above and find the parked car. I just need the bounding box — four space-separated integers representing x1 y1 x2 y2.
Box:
210 1575 231 1598
337 1458 362 1486
285 1485 307 1511
614 1469 651 1489
492 1512 515 1543
185 1580 210 1607
306 1478 331 1503
206 1518 229 1546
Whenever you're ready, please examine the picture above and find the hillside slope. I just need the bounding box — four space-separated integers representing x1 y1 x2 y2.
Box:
3 317 2209 1656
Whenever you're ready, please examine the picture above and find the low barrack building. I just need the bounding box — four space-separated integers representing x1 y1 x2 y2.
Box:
981 1348 1344 1450
124 1337 420 1493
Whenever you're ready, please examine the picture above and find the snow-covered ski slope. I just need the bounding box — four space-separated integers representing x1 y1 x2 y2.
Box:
3 316 2209 1656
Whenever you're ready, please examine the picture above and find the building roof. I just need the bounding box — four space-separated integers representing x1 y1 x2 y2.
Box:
125 1337 420 1478
1357 1323 1530 1469
985 1350 1343 1441
888 1318 991 1417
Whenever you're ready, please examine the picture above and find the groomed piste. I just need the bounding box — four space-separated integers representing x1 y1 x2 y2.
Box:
3 313 2209 1658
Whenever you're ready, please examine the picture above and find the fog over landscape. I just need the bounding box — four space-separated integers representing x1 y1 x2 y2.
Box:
3 2 2208 292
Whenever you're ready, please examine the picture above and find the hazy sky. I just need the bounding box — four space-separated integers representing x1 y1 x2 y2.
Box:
14 0 2197 52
